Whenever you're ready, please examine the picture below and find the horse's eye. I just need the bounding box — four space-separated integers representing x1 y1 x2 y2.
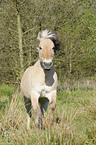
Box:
39 47 42 50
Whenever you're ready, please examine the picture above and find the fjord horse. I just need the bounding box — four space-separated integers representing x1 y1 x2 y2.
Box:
21 29 59 129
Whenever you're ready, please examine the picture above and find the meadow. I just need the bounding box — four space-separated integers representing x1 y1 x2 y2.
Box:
0 82 96 145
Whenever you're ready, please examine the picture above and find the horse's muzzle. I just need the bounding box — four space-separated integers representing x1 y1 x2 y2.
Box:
43 62 53 69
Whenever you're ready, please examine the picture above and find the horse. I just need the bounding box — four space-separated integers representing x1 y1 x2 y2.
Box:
21 29 59 129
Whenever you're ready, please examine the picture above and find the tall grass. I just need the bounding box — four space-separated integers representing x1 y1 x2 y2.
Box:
58 76 96 90
0 84 96 144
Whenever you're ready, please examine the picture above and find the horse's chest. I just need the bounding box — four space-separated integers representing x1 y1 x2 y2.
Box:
40 73 55 97
44 70 54 86
33 67 56 96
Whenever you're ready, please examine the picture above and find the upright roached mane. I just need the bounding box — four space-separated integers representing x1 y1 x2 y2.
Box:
21 29 59 129
37 29 59 51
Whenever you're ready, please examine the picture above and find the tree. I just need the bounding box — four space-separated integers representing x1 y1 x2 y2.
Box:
0 0 96 84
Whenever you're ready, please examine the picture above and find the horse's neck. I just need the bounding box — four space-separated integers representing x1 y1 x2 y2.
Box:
44 67 55 86
37 60 55 86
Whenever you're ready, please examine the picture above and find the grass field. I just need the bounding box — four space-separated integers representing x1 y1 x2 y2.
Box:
0 84 96 145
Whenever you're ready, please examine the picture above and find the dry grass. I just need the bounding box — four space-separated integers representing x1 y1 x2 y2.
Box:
0 85 96 145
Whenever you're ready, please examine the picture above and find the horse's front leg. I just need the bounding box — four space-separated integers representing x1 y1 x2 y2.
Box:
31 91 42 128
23 96 32 129
49 90 57 123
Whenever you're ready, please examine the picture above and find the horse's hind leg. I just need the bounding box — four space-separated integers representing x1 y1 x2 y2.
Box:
23 96 31 129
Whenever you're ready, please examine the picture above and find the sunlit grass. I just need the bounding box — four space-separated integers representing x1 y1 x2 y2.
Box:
0 84 96 144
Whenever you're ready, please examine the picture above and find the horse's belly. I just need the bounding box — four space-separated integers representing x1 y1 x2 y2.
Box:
34 84 52 94
40 89 56 103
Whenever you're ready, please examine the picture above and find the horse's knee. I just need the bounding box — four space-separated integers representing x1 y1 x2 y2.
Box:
32 97 41 118
31 96 38 110
50 91 56 110
50 102 56 110
50 92 57 122
31 96 42 126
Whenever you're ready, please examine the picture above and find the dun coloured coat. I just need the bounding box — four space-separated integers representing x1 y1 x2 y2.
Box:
21 29 59 129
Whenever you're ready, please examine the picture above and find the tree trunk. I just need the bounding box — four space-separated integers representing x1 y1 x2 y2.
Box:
69 43 72 74
17 14 23 78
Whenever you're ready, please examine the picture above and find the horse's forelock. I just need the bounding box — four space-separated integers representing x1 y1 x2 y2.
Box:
37 29 60 51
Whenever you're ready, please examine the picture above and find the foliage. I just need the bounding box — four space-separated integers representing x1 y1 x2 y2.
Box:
0 84 96 144
0 0 96 84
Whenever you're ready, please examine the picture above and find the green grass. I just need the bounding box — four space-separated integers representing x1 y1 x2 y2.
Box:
0 84 16 116
0 84 96 145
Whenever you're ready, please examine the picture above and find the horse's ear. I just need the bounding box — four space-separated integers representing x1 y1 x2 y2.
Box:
37 32 42 41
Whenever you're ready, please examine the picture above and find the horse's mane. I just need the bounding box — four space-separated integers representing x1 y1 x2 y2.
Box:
37 29 60 51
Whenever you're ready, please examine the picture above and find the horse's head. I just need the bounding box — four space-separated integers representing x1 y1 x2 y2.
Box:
37 29 59 70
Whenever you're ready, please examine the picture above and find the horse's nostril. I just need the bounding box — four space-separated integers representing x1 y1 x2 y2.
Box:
44 62 47 66
49 62 52 66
